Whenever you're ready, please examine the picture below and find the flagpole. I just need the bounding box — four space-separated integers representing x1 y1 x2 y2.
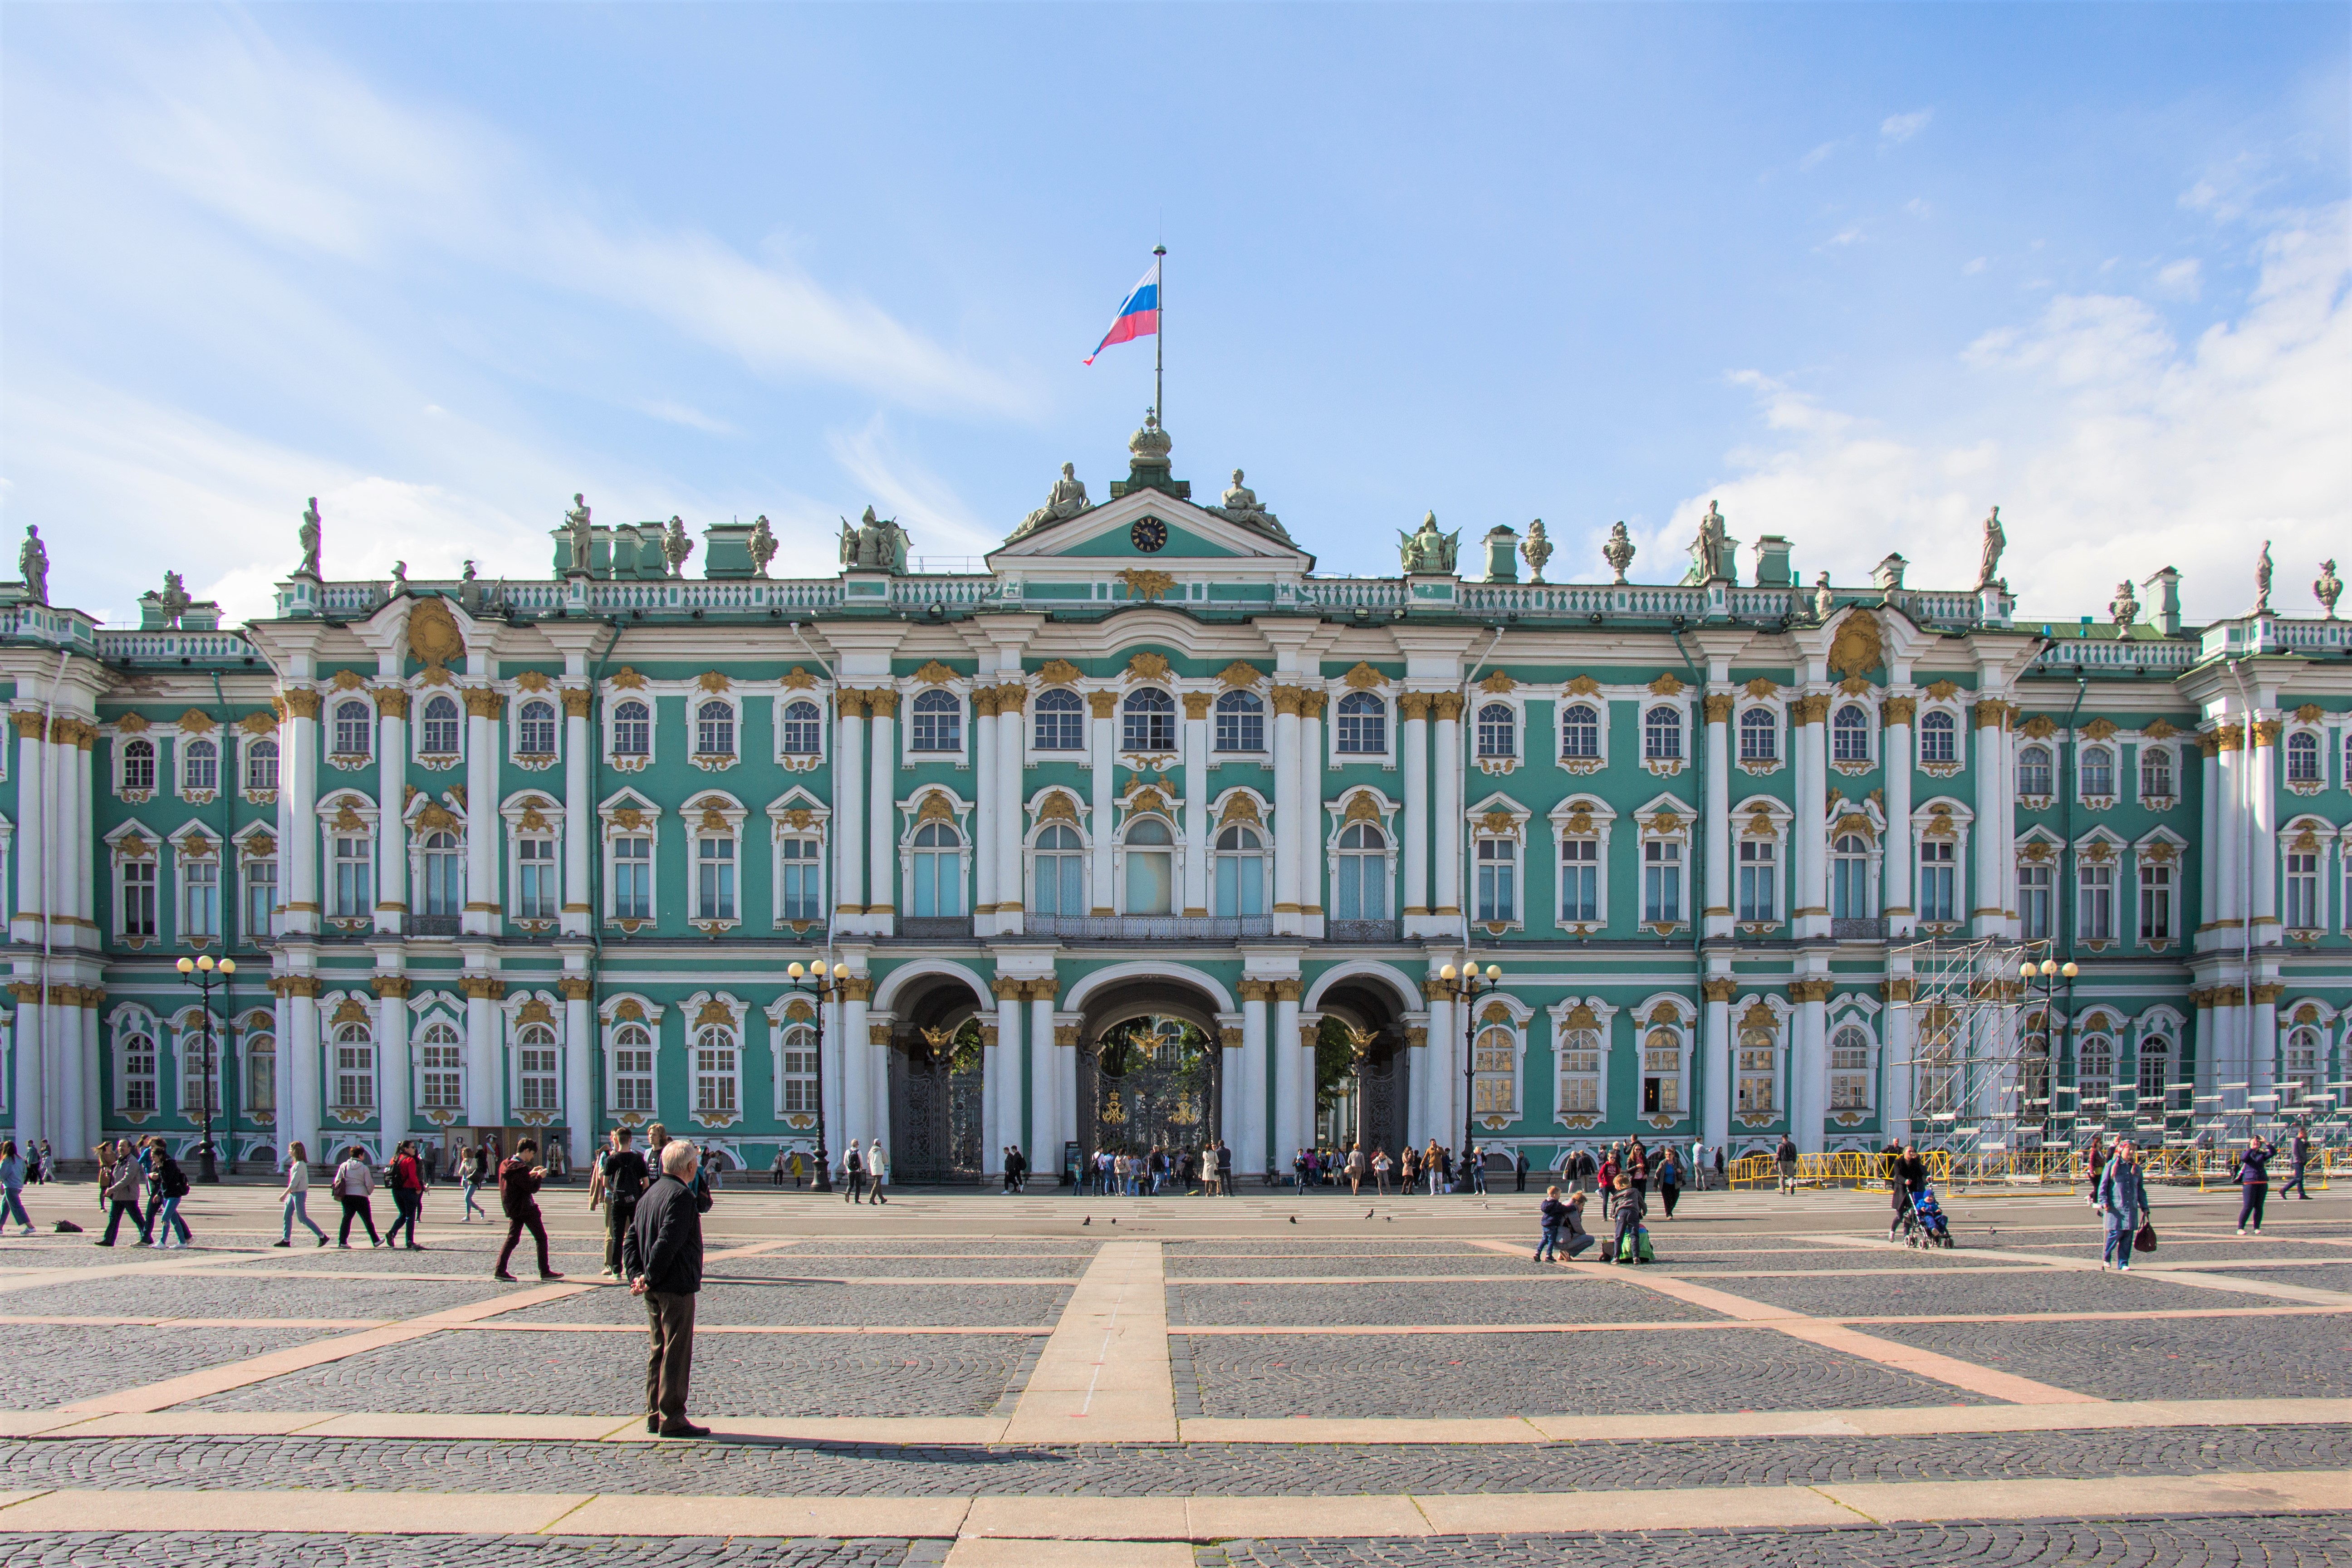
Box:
1153 243 1166 430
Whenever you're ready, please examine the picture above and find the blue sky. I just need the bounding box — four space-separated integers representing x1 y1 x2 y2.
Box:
5 4 2345 627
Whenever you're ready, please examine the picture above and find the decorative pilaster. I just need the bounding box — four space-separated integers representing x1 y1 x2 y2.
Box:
1238 979 1270 1182
840 974 872 1151
990 975 1024 1171
1271 685 1304 935
1298 691 1325 936
1273 976 1303 1162
283 690 321 936
2250 720 2281 935
1399 693 1433 929
1088 691 1116 914
1181 691 1210 915
833 690 867 927
374 972 412 1153
1788 976 1831 1153
1027 980 1058 1165
865 690 897 934
374 689 409 936
1882 697 1916 936
971 687 999 921
10 712 44 948
559 974 594 1164
1970 696 2007 938
1431 693 1463 920
995 685 1025 935
1700 974 1735 1151
459 970 503 1127
1703 692 1733 937
559 687 592 938
1793 693 1830 939
462 686 503 937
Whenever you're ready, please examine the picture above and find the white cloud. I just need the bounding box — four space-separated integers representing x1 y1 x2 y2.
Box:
1680 206 2350 622
1799 140 1840 172
2152 257 2204 300
1963 257 1988 276
1880 110 1933 146
637 401 739 436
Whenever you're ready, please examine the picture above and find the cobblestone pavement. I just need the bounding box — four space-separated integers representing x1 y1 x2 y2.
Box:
238 1243 610 1275
1171 1328 1992 1418
2198 1263 2352 1292
1860 1313 2352 1401
0 1324 339 1407
1700 1268 2251 1317
714 1255 1086 1279
1196 1516 2349 1567
7 1425 2348 1497
1164 1254 1565 1278
0 1535 947 1568
0 1275 507 1321
1166 1279 1726 1326
184 1329 1045 1418
496 1281 1074 1328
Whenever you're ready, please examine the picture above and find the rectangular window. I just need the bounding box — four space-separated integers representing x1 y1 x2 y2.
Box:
332 836 372 920
244 1037 275 1113
122 1037 157 1113
781 1029 817 1113
183 859 220 940
1829 1039 1872 1110
696 836 736 921
2138 861 2174 942
1831 852 1870 920
1642 840 1681 924
1641 1044 1681 1115
1558 1032 1601 1115
1736 1046 1776 1117
244 857 277 941
695 1043 737 1116
122 860 158 938
421 1044 463 1110
516 838 557 919
334 1044 376 1109
181 1048 217 1121
1918 840 1956 923
614 837 652 920
2018 862 2052 941
612 1044 655 1113
779 837 823 921
1035 851 1084 917
2283 852 2319 930
2079 862 2115 942
519 1046 560 1112
1475 839 1515 924
1737 838 1778 923
1559 839 1598 923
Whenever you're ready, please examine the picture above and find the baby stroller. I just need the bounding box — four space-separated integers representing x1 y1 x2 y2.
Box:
1901 1186 1954 1249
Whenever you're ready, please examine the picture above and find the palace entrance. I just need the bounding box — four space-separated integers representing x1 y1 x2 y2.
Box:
885 975 987 1183
1075 979 1225 1169
1312 974 1415 1157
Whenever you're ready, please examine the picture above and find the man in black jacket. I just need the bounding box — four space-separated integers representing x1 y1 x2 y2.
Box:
598 1129 649 1282
493 1139 562 1283
625 1139 707 1437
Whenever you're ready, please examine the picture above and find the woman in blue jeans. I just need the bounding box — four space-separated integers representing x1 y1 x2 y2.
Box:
2094 1138 2146 1270
2234 1137 2271 1235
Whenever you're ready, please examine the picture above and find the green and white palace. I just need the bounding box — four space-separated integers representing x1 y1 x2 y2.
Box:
4 418 2348 1180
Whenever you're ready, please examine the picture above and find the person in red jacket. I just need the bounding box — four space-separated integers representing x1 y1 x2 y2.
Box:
493 1138 564 1282
383 1141 430 1251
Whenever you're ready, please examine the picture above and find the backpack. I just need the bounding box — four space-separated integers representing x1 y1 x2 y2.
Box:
1635 1227 1655 1263
161 1163 190 1200
1617 1229 1638 1263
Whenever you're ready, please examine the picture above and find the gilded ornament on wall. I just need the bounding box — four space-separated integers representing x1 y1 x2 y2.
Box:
407 597 465 670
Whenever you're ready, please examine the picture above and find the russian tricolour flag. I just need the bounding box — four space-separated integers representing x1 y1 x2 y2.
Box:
1083 260 1160 364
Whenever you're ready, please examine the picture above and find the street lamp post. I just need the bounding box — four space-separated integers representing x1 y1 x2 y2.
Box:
1429 960 1503 1193
2018 955 2078 1159
174 954 236 1183
785 958 851 1193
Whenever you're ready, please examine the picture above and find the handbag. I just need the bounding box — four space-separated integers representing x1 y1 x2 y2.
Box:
2133 1219 2158 1254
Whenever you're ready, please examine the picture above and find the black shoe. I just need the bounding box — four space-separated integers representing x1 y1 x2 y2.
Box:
646 1415 660 1433
272 1240 291 1248
540 1269 565 1281
658 1421 710 1438
407 1244 425 1251
495 1270 519 1282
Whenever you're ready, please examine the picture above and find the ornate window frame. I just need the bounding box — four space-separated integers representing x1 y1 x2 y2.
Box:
765 992 822 1130
501 990 567 1128
409 995 469 1128
499 791 564 933
682 991 746 1130
2014 829 2063 944
237 715 282 805
1732 794 1793 935
604 672 656 773
1320 788 1395 926
765 789 831 932
1215 687 1272 759
1641 691 1691 776
326 690 377 771
1328 686 1390 766
1468 990 1530 1130
903 681 970 763
166 822 225 951
1825 993 1883 1128
773 686 830 771
598 992 666 1127
1827 800 1886 928
1024 787 1093 918
2130 827 2187 951
1731 992 1791 1133
688 678 743 773
412 679 466 771
1546 994 1618 1129
1635 794 1694 936
2133 729 2181 808
1466 792 1529 935
2015 739 2056 808
1909 796 1972 935
682 791 748 932
402 790 466 931
1552 679 1609 775
174 713 225 803
1545 794 1615 936
2281 719 2325 795
237 1006 277 1124
2074 723 2120 810
322 991 380 1128
1633 993 1695 1132
1734 692 1787 777
2072 826 2127 951
508 677 563 772
598 791 664 932
1829 695 1877 775
1471 693 1524 776
900 787 975 918
106 818 163 948
1028 685 1088 760
112 720 160 803
2276 816 2335 939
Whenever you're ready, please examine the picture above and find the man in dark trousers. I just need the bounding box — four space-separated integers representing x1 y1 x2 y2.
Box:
493 1138 564 1282
843 1142 866 1203
626 1138 708 1437
599 1129 650 1281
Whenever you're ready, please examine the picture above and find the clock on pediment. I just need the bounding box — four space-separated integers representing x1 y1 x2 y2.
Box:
1129 517 1168 553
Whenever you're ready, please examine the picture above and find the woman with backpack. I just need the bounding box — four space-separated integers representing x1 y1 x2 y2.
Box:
383 1141 429 1250
151 1149 193 1248
459 1145 488 1222
332 1146 382 1248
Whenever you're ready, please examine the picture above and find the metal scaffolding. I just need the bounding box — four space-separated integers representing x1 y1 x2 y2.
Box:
1895 935 2037 1175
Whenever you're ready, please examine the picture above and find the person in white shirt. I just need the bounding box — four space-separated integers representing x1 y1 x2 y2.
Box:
332 1146 382 1248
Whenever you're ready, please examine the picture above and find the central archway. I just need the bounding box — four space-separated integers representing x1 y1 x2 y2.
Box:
880 971 989 1183
1074 976 1227 1173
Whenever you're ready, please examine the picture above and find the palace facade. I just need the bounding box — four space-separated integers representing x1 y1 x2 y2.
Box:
4 420 2347 1178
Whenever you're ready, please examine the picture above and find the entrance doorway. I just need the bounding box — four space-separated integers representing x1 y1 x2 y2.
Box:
885 975 988 1183
1073 978 1228 1178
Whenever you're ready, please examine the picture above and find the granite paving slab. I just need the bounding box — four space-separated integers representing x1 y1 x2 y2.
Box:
1165 1254 1567 1279
0 1323 341 1408
0 1275 507 1323
0 1536 942 1568
715 1256 1086 1280
1167 1279 1726 1327
1707 1267 2247 1318
1860 1311 2352 1401
2175 1262 2352 1293
496 1281 1073 1328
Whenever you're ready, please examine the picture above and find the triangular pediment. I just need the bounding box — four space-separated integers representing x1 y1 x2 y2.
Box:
987 487 1312 572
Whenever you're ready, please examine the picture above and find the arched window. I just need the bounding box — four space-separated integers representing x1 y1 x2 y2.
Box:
693 1025 738 1119
910 689 961 752
1335 691 1386 755
695 700 735 758
119 1031 158 1114
245 737 279 793
1831 833 1872 921
419 1020 464 1112
612 699 651 758
2076 1032 2115 1128
1472 1014 1516 1117
1122 817 1175 915
2135 1035 2172 1113
1214 690 1264 753
2140 745 2173 799
517 699 557 756
1736 1016 1777 1119
1213 823 1266 917
1558 1024 1602 1114
2283 1026 2323 1108
1642 1025 1682 1117
243 1030 276 1114
1644 705 1683 762
182 737 218 795
1033 689 1084 751
607 1021 652 1114
2018 744 2053 797
910 822 965 916
1333 822 1386 921
2079 744 2114 797
1032 823 1085 916
780 700 823 755
1559 703 1599 760
1738 707 1777 762
1122 688 1176 753
420 695 461 756
1829 1024 1872 1111
1918 709 1956 764
516 1021 560 1114
780 1023 817 1114
122 738 156 793
333 701 372 757
1832 704 1870 763
1559 835 1598 922
1476 703 1515 758
1475 835 1515 923
2285 731 2320 782
421 829 464 918
331 1023 376 1114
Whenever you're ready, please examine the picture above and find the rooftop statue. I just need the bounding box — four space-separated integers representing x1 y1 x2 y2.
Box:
1976 505 2005 590
1519 519 1553 583
157 570 193 629
2109 579 2141 630
2318 558 2342 620
1683 500 1735 583
18 524 48 606
1208 468 1292 543
1013 463 1093 539
661 517 695 578
2255 539 2273 613
840 505 911 574
1602 521 1636 585
563 493 593 577
1813 571 1834 625
297 497 323 579
1397 512 1459 575
748 515 778 578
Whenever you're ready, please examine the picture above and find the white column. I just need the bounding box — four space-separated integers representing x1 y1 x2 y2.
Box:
991 978 1023 1173
51 989 81 1161
833 693 866 925
868 1016 891 1156
465 980 499 1128
1701 978 1731 1152
1273 980 1302 1171
841 984 871 1151
1424 992 1454 1158
1299 693 1325 936
376 696 408 936
1883 701 1915 937
563 978 593 1165
972 688 998 923
1239 983 1269 1183
1088 692 1116 914
287 983 321 1159
1053 1012 1077 1159
2251 721 2280 936
12 982 44 1152
1403 1021 1428 1148
77 1002 98 1155
1792 984 1827 1153
1704 693 1732 936
1181 692 1209 915
1882 974 1914 1143
1971 699 2005 939
376 981 411 1153
11 715 44 948
1400 694 1431 926
821 993 848 1166
1431 696 1462 922
1028 985 1057 1171
463 689 500 937
866 691 897 934
560 690 591 938
1272 687 1303 934
1794 696 1829 938
68 730 93 941
284 693 321 935
996 689 1025 935
1220 1023 1244 1154
2197 732 2222 939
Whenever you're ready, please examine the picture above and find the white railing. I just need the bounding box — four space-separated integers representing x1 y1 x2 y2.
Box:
889 576 998 609
1302 578 1408 612
2031 637 2196 671
96 630 254 662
